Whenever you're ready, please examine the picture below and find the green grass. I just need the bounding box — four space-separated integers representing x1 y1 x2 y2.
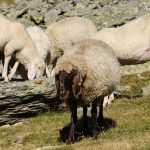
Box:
0 96 149 150
118 71 150 97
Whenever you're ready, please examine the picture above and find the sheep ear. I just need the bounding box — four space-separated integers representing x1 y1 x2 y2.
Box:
55 74 60 97
72 70 82 99
27 63 37 80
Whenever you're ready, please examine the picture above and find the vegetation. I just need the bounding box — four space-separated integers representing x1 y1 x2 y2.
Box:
0 0 14 4
0 96 149 150
0 70 150 150
118 71 150 97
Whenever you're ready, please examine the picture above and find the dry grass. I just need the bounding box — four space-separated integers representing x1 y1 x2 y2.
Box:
0 0 14 4
0 96 149 150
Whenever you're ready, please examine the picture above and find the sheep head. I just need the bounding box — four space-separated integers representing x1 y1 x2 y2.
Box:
55 69 82 100
27 60 45 80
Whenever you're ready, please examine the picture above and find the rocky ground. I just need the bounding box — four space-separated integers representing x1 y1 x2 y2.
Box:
0 0 150 74
0 0 150 29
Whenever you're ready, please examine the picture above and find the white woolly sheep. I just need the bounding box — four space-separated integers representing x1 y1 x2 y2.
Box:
8 26 51 80
26 26 51 78
46 17 97 65
53 39 120 143
93 14 150 106
0 15 45 82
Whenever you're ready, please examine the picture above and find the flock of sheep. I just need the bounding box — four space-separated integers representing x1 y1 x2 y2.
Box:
0 13 150 143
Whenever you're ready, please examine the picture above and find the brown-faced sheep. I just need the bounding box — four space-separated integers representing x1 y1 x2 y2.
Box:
53 39 120 143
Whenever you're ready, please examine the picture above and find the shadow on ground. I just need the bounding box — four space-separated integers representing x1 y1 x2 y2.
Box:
59 117 116 143
0 76 25 82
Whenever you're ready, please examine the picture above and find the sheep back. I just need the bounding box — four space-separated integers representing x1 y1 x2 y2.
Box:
46 17 97 64
93 14 150 65
26 26 51 61
54 40 120 105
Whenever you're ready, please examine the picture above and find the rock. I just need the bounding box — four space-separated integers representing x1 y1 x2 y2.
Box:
14 8 28 19
142 85 150 96
0 77 59 125
12 137 23 146
44 8 61 24
12 122 23 126
30 13 44 25
99 0 111 7
55 1 73 13
117 85 131 92
0 124 11 128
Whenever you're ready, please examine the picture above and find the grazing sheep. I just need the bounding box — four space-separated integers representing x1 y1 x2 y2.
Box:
53 40 120 143
93 14 150 106
46 17 97 65
26 26 51 78
0 15 45 82
8 26 51 80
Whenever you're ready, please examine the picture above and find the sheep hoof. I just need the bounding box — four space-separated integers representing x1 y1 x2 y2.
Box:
8 75 12 81
92 130 99 140
2 73 5 78
3 76 10 82
83 129 90 137
66 139 75 144
4 78 10 83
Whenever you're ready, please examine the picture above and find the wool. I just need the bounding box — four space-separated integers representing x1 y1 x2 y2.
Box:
93 14 150 65
54 40 120 106
46 17 97 64
0 15 45 81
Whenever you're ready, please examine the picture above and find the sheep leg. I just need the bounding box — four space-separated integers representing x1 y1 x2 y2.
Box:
91 101 98 139
83 105 89 137
8 61 19 81
108 93 115 104
97 98 104 127
103 93 114 107
45 65 51 78
66 100 77 144
103 96 109 107
2 42 16 82
2 55 11 82
45 58 51 78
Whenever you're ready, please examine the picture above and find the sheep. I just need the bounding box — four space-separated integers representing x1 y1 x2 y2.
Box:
46 17 97 65
93 14 150 106
0 15 45 82
26 26 51 78
103 93 115 107
53 39 120 143
8 26 51 80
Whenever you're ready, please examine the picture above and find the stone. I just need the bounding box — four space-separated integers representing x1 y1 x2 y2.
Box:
44 8 61 24
142 85 150 96
0 77 59 125
30 13 44 25
14 8 28 19
12 122 23 126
